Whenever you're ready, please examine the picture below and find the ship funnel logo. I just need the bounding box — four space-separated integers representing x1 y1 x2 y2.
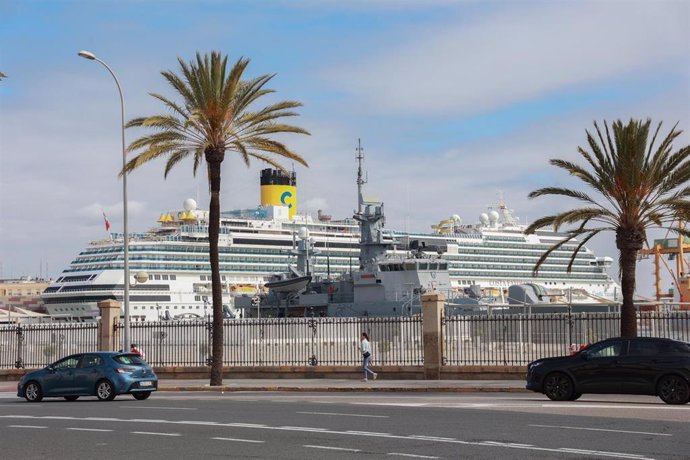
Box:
280 191 294 209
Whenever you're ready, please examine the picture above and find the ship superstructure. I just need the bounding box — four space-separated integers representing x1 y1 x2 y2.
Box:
43 158 619 321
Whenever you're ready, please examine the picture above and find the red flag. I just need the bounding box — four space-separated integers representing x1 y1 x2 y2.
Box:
103 211 111 231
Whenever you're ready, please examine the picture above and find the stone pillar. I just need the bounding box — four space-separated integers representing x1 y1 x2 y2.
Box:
98 299 121 352
421 292 445 380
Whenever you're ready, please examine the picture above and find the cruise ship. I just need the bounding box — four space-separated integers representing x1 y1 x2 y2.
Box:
42 168 619 321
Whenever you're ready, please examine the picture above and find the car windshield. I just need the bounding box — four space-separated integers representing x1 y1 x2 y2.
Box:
113 354 146 365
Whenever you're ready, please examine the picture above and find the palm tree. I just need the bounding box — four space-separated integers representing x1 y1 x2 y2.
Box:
124 52 309 385
526 119 690 337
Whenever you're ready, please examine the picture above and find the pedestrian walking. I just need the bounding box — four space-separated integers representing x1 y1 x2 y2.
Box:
359 332 377 382
130 343 146 361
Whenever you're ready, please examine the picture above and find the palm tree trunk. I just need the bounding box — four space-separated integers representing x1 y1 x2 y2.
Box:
207 152 224 386
616 228 643 338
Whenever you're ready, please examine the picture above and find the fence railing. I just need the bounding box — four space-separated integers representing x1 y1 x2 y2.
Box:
4 311 689 370
121 316 423 367
0 323 98 369
444 311 690 365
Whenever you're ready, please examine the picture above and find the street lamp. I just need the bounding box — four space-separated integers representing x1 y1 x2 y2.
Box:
78 50 131 351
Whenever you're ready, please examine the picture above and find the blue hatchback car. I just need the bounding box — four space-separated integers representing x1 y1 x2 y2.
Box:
17 352 158 402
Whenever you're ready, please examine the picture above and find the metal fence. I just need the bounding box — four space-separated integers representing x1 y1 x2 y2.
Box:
123 316 423 367
444 311 690 366
0 323 98 369
5 311 688 370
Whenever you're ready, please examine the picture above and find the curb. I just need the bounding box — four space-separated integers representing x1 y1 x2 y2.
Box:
158 386 528 393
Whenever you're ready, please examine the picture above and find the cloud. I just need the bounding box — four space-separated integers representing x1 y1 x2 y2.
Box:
324 1 690 116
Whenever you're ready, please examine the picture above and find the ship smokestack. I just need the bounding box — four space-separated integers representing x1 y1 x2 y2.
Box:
260 168 297 218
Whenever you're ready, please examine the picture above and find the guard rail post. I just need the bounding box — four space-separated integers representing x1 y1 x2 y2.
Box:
422 292 445 379
98 300 120 352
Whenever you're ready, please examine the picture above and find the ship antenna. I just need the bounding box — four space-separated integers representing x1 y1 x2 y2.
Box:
356 138 366 213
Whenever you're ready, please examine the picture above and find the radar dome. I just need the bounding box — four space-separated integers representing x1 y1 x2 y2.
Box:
451 214 461 222
489 210 500 222
479 213 489 224
183 199 197 211
298 227 310 240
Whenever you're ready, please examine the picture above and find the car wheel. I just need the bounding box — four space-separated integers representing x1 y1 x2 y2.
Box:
133 392 151 401
64 395 79 402
24 381 43 402
568 393 582 401
543 372 575 401
657 375 690 405
96 380 116 401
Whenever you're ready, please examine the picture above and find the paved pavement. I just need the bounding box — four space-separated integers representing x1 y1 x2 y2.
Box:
1 378 527 393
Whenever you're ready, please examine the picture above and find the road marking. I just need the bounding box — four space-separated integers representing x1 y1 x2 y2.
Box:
540 404 688 410
8 425 46 429
121 406 197 410
388 454 439 459
0 404 42 407
280 426 328 432
0 415 656 460
304 445 361 452
67 428 113 432
212 437 264 443
530 424 673 437
557 448 651 459
298 411 389 418
353 402 426 407
131 431 181 437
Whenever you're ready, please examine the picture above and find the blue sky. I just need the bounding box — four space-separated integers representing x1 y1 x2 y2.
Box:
1 0 689 297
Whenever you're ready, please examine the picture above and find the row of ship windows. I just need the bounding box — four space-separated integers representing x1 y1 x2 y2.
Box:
62 264 609 282
72 258 607 276
76 252 601 269
456 280 610 287
148 274 177 281
132 305 204 310
452 272 609 280
82 242 593 258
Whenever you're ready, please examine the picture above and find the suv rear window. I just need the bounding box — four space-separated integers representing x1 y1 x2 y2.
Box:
113 354 146 365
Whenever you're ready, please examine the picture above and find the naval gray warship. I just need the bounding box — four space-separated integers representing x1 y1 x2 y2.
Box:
236 141 451 317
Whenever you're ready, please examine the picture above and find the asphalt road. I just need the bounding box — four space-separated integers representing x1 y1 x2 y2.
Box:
0 391 687 459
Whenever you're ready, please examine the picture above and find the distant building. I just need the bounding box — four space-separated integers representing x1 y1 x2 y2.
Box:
0 277 51 314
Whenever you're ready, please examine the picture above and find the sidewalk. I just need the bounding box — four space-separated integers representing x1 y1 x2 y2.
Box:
2 379 527 393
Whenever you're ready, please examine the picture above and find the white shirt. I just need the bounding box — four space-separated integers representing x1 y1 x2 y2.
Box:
360 339 371 355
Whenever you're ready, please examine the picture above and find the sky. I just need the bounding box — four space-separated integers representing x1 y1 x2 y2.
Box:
1 0 689 298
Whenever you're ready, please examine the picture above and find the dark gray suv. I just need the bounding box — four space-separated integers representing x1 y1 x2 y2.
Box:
526 337 690 404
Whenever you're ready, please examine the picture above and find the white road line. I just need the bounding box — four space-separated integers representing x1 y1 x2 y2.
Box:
0 404 42 407
304 445 361 452
388 454 439 459
67 428 113 432
352 402 426 407
8 425 46 429
530 424 673 437
279 426 328 432
0 415 656 460
212 437 265 444
540 404 688 410
131 431 181 437
347 430 392 436
557 448 651 459
121 406 197 410
298 411 389 418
